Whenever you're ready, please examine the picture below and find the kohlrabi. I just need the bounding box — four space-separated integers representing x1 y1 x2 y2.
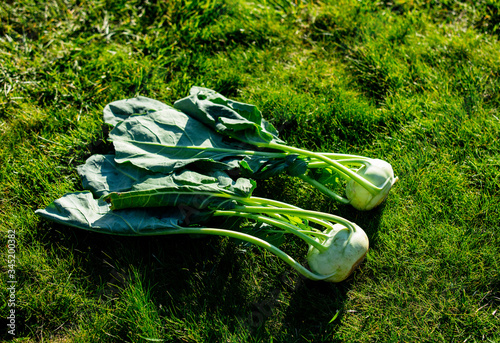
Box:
305 156 398 211
99 90 397 210
173 87 398 210
37 163 369 283
345 158 398 211
35 90 383 284
307 223 369 282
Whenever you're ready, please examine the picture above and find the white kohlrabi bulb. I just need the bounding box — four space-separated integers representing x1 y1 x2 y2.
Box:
345 158 397 211
307 223 369 283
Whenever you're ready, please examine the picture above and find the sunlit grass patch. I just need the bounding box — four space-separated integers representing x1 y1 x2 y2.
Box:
1 0 499 341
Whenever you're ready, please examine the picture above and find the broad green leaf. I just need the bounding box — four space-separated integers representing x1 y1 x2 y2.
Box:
35 191 197 236
109 108 252 174
36 192 287 247
107 106 302 178
173 86 285 146
77 153 239 198
103 169 257 211
76 151 304 204
240 154 308 179
103 96 173 127
77 154 154 197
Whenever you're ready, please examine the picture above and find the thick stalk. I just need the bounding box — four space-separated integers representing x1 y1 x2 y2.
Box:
232 206 358 233
241 196 301 208
237 196 341 231
317 152 370 160
254 228 330 238
213 210 328 252
266 142 381 195
163 226 336 281
173 193 342 233
307 158 368 169
119 139 290 158
298 174 350 204
263 212 336 234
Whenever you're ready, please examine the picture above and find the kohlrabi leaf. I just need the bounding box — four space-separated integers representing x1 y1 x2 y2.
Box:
77 154 155 197
35 191 198 236
78 153 243 198
173 86 285 146
77 152 303 208
239 154 308 179
103 169 257 211
109 108 254 174
103 96 173 127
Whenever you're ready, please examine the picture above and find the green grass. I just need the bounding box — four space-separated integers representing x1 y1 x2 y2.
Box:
1 0 499 341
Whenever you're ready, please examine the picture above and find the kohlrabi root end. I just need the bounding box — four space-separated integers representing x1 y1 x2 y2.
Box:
306 223 369 282
346 159 398 211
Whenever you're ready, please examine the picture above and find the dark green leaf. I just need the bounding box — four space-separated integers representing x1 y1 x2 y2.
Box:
103 169 257 211
109 108 252 174
103 96 173 127
174 86 285 146
35 191 194 236
103 96 307 179
77 154 154 197
239 154 308 179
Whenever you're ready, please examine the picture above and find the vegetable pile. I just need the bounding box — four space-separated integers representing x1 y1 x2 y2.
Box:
36 87 397 282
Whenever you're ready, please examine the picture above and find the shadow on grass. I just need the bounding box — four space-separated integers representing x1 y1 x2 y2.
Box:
24 221 251 337
26 196 384 342
259 208 384 342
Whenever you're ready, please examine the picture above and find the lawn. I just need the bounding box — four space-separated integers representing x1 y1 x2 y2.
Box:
1 0 499 342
